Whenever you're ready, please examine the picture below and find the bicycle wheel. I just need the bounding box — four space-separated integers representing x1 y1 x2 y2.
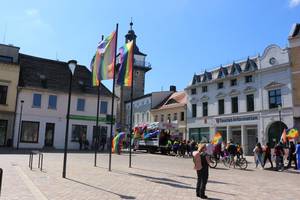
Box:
239 158 248 170
222 157 230 168
209 156 218 168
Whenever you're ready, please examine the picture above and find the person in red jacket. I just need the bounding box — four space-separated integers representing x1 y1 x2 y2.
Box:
193 143 211 199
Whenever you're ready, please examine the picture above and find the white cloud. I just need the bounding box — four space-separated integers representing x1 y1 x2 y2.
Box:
289 0 300 8
25 8 39 17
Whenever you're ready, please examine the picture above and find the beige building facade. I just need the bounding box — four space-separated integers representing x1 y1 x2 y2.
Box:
151 91 187 140
0 44 20 146
288 23 300 130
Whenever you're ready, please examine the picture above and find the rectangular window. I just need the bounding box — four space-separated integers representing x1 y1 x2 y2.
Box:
0 55 13 63
246 94 254 112
180 112 185 121
231 79 237 86
48 95 57 109
192 104 197 118
154 115 158 122
245 75 253 83
32 93 42 108
217 82 224 89
202 86 208 93
77 98 85 111
231 97 239 113
218 99 224 115
167 114 171 122
202 102 208 117
20 121 39 143
0 85 8 104
100 101 108 114
71 125 87 142
268 89 281 109
173 113 178 121
191 88 197 95
160 114 164 122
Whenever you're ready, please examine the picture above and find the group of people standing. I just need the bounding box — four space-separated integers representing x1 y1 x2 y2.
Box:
253 141 300 171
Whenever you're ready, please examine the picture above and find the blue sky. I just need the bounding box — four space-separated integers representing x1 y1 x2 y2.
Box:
1 0 300 93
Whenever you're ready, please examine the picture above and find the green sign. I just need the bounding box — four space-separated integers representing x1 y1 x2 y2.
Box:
69 114 115 124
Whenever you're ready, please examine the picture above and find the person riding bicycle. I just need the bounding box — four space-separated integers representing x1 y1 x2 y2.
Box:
236 143 243 159
274 142 285 171
227 140 237 166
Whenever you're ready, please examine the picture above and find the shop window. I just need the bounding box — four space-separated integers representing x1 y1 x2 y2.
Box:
71 124 87 142
20 121 39 143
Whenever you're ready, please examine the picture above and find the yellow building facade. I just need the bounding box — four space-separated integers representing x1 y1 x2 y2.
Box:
0 44 20 146
151 91 187 140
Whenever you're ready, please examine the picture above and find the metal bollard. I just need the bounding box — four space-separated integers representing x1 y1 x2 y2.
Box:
0 168 3 196
40 154 43 171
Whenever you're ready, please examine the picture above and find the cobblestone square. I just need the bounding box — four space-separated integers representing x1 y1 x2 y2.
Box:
0 152 299 200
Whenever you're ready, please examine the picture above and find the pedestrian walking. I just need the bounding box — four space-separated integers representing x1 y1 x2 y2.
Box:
274 142 285 171
286 141 297 169
253 142 263 168
296 142 300 170
193 143 211 199
263 142 273 168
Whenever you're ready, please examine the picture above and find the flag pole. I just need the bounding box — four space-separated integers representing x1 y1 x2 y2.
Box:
109 23 118 171
94 35 104 167
129 40 135 168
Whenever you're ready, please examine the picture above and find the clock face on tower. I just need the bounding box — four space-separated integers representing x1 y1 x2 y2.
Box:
269 57 276 65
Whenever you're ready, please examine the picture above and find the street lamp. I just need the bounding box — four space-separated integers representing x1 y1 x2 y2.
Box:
278 105 282 144
16 100 24 149
62 60 77 178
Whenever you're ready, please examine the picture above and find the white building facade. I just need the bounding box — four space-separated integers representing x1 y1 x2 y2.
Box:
13 54 115 149
186 45 294 154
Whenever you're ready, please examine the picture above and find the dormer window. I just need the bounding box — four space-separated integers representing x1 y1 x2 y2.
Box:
191 88 197 95
230 63 241 75
217 82 224 89
244 58 258 72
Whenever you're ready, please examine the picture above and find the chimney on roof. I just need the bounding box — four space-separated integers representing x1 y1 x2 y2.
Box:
170 85 176 92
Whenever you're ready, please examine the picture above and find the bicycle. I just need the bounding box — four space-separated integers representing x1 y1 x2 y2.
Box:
233 157 248 170
208 154 231 168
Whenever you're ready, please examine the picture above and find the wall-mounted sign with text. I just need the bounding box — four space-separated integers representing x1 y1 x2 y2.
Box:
215 115 258 124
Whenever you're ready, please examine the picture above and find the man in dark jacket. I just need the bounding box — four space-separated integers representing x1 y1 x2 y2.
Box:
287 141 297 169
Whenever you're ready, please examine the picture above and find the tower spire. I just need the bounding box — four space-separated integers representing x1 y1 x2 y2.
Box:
130 17 133 30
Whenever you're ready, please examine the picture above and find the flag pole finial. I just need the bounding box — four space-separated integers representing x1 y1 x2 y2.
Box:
130 18 133 30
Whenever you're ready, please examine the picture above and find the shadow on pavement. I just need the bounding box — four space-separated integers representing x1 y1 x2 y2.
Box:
207 189 236 196
148 179 195 189
128 172 188 185
66 178 136 199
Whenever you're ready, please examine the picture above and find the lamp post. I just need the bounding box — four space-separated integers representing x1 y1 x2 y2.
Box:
62 60 77 178
16 100 24 149
278 105 282 144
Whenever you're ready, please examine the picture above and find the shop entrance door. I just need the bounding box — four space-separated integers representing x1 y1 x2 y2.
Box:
0 120 8 146
44 123 55 147
232 130 241 145
247 129 257 155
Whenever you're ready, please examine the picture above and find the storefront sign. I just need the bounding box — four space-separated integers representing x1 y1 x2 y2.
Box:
215 115 258 124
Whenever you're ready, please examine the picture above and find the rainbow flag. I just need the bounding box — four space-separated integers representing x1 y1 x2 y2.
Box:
91 31 116 86
211 132 222 145
280 129 287 144
112 132 126 153
117 41 133 86
287 128 299 139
